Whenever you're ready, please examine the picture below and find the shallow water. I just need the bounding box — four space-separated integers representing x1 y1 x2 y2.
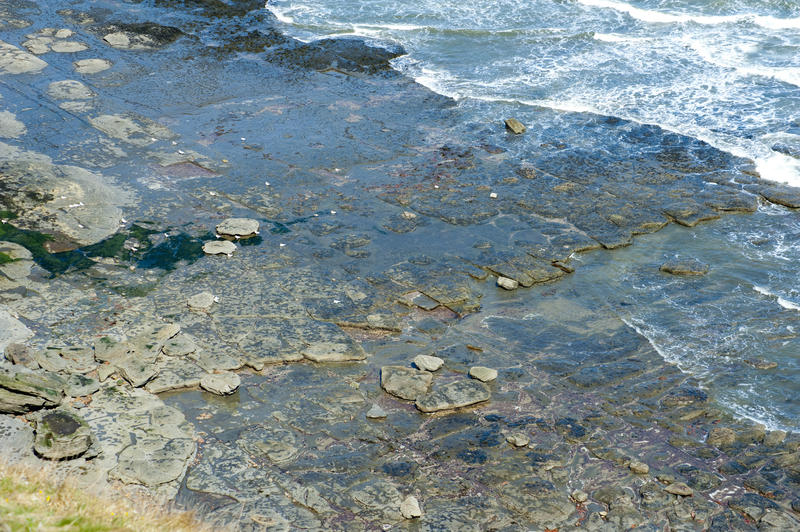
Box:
268 0 800 185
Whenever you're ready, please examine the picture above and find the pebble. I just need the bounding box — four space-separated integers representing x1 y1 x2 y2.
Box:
497 276 519 290
203 240 236 256
366 404 387 419
506 433 529 447
187 291 215 311
400 495 422 519
629 461 650 474
664 482 693 496
413 354 444 372
469 366 498 383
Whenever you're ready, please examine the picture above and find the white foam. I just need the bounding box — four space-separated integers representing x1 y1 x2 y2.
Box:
265 3 295 24
753 285 800 311
578 0 800 30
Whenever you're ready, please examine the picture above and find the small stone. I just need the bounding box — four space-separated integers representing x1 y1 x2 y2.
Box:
400 495 422 519
203 240 236 256
50 41 88 53
33 410 93 460
506 433 529 447
216 217 259 239
659 258 709 275
469 366 498 382
497 276 519 290
629 461 650 474
55 29 74 39
707 427 736 448
744 358 777 370
504 118 526 134
366 404 387 419
664 482 693 496
413 354 444 372
200 372 240 395
401 211 417 220
187 291 215 311
381 366 433 401
571 489 588 503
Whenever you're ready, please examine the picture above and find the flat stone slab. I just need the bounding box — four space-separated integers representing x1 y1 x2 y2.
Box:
504 117 526 134
302 341 366 362
187 291 215 311
366 403 387 419
413 354 443 372
415 380 491 413
400 495 422 519
203 240 236 256
660 258 709 275
110 437 195 487
469 366 498 382
33 410 93 460
216 217 259 239
73 58 112 74
64 374 100 397
0 40 48 74
381 366 433 401
0 369 64 413
497 276 519 290
200 372 240 395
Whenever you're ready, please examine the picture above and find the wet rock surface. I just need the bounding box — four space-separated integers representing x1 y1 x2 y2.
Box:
0 0 797 529
33 409 93 460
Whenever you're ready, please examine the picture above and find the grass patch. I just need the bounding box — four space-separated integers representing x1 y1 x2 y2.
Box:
0 461 215 532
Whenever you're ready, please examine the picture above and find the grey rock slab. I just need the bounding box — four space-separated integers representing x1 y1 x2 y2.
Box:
103 32 130 48
380 365 432 401
33 410 93 460
73 58 112 74
144 358 205 394
302 341 366 362
0 415 34 460
469 366 498 382
64 374 100 397
707 427 736 448
115 355 158 387
239 425 299 465
4 343 38 369
202 240 236 256
415 380 491 413
660 257 709 275
0 308 33 354
497 276 519 290
216 217 259 239
400 495 422 519
0 111 26 139
413 354 443 372
189 349 242 372
200 372 240 395
47 80 93 100
50 41 88 53
0 369 64 413
161 333 198 357
110 437 195 487
187 292 215 311
664 482 693 496
0 40 47 74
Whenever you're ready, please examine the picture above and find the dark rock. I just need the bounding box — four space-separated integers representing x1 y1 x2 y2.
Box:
273 37 405 74
33 410 93 460
661 386 708 407
98 21 183 49
660 257 709 275
757 185 800 209
727 492 779 521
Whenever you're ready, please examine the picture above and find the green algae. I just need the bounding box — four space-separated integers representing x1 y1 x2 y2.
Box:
0 251 16 265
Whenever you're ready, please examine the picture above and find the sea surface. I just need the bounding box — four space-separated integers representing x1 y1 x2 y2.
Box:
266 0 800 430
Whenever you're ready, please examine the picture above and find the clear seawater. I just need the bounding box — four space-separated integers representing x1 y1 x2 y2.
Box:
264 0 800 430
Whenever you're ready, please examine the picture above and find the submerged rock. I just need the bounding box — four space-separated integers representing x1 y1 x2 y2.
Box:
380 366 433 401
64 374 100 397
629 460 650 474
73 58 112 74
216 217 259 239
4 343 38 369
664 482 693 496
302 341 366 362
415 380 490 413
659 258 709 275
33 410 93 460
200 372 240 395
187 291 215 311
506 433 530 447
706 427 736 448
366 403 387 419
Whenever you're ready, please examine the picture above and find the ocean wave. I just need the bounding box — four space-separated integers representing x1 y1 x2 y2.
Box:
753 285 800 311
578 0 800 30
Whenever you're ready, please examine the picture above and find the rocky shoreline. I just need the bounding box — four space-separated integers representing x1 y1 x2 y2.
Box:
1 0 799 529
